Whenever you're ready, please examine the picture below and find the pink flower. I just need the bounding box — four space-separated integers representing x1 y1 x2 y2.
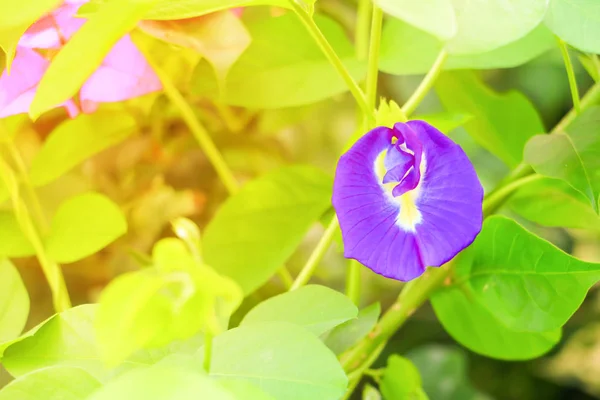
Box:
0 0 162 118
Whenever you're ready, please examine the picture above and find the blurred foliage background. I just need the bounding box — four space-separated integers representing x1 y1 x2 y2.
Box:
2 0 600 398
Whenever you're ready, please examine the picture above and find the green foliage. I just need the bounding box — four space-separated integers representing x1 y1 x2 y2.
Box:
407 346 489 400
525 106 600 212
545 0 600 54
377 0 548 55
431 216 600 358
436 71 545 167
203 166 332 294
0 366 101 400
201 321 348 400
508 177 600 231
241 285 358 335
29 113 136 187
380 21 555 75
0 260 29 343
0 212 34 257
45 192 127 263
322 303 380 355
192 13 366 108
29 0 156 118
380 355 429 400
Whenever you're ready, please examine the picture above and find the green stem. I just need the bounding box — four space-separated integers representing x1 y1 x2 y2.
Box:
482 174 544 217
365 6 383 113
558 38 581 114
278 267 294 290
355 0 371 61
287 0 372 120
203 333 213 372
0 156 70 312
290 215 339 290
401 49 448 116
346 260 361 305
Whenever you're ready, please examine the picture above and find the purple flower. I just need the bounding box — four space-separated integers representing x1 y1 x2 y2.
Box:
332 121 483 281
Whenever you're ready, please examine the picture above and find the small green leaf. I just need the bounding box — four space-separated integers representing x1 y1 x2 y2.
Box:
545 0 600 53
45 192 127 263
524 106 600 212
0 366 101 400
0 260 29 342
87 364 237 400
362 384 382 400
29 112 136 187
29 0 156 118
0 212 34 257
435 71 545 168
508 177 600 232
241 285 358 336
322 303 380 355
380 355 429 400
203 321 348 400
203 166 332 294
192 13 366 108
408 346 491 400
374 0 456 40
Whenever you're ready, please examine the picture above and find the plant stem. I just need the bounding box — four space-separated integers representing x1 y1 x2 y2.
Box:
401 50 448 116
0 156 70 312
558 37 581 114
290 215 339 290
346 260 361 305
203 333 213 372
482 174 544 217
278 267 294 290
287 0 372 120
365 6 383 113
355 0 371 61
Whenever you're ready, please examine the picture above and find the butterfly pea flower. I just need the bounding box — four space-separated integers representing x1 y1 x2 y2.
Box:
332 121 483 281
0 0 161 118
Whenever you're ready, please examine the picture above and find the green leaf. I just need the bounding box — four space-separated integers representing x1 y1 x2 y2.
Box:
432 282 561 360
545 0 600 53
0 260 29 342
380 355 429 400
322 303 380 355
0 212 34 257
524 106 600 212
374 0 456 40
380 20 554 75
87 364 241 400
449 216 600 332
241 285 358 336
407 346 490 400
414 112 473 135
192 13 366 108
29 112 136 187
203 166 332 294
203 321 348 400
29 0 156 118
362 384 382 400
508 177 600 232
0 366 101 400
435 71 545 168
0 0 61 68
45 192 127 263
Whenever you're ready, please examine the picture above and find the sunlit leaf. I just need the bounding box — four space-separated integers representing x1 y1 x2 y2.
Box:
0 366 101 400
525 106 600 212
203 166 332 294
380 355 429 400
380 21 554 75
508 177 600 231
435 71 545 168
375 0 456 40
202 321 348 400
45 192 127 263
29 0 156 118
545 0 600 54
322 303 380 355
241 285 358 336
0 260 29 343
192 13 366 108
0 212 34 257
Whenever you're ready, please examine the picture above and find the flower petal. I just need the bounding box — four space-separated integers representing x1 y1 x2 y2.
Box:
19 3 84 49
